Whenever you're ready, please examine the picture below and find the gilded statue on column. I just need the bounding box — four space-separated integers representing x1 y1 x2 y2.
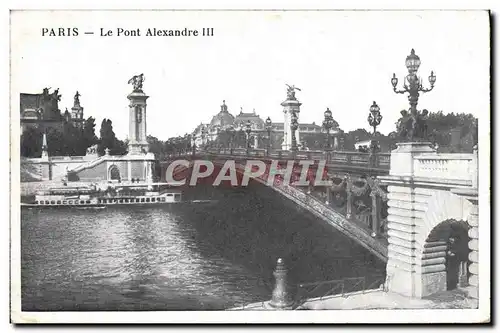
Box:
128 73 145 91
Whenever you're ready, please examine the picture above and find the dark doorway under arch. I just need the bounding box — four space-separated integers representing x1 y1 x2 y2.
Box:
425 219 470 291
109 165 121 181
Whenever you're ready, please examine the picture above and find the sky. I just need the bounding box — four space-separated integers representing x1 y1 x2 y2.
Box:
11 10 490 141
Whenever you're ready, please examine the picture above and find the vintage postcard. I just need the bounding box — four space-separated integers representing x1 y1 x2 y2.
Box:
10 9 490 324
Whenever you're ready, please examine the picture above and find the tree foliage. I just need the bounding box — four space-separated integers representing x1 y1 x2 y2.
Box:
20 116 100 158
97 118 127 156
394 110 478 152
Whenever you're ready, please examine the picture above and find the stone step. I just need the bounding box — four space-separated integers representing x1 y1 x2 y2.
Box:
468 274 479 286
469 239 478 251
468 250 479 263
468 227 478 239
469 263 479 275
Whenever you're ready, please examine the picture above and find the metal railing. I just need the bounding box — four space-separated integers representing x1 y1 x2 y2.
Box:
194 147 391 170
294 275 386 309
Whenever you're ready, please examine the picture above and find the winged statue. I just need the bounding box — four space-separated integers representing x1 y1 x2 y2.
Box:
128 74 145 91
286 84 301 100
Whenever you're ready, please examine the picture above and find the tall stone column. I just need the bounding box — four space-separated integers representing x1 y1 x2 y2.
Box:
281 87 301 151
127 80 149 156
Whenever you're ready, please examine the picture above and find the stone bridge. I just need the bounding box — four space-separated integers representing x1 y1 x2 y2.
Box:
160 147 393 262
161 143 479 300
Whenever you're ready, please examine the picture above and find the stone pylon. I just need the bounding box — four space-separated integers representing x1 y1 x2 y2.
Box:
281 98 301 151
127 89 149 155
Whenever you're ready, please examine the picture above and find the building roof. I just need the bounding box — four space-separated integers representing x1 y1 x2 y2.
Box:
20 93 42 114
234 108 265 129
210 100 235 128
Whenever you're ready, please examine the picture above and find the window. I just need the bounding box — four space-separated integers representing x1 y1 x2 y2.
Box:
34 201 38 204
161 197 166 202
86 200 91 204
50 200 55 204
80 200 84 204
146 198 150 203
62 201 67 204
57 201 61 204
141 198 145 203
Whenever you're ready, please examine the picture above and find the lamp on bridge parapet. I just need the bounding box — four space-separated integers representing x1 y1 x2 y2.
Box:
391 49 436 142
200 125 207 147
368 101 382 158
245 120 252 154
368 101 382 135
322 107 335 150
265 116 273 155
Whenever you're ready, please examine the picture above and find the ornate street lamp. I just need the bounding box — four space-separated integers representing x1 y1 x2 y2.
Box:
367 101 382 135
367 101 382 165
290 111 299 152
200 125 206 141
322 107 335 150
265 116 273 155
227 127 235 153
392 49 436 141
245 120 252 154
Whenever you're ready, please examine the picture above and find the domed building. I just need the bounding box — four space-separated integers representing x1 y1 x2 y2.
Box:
209 100 235 129
192 99 341 151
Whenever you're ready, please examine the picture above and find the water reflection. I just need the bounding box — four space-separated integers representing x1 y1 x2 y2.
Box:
21 184 384 310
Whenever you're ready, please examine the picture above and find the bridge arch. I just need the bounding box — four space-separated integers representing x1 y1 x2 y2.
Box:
415 190 473 295
160 157 388 261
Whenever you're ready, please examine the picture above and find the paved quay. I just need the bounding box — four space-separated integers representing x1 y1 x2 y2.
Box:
229 288 477 310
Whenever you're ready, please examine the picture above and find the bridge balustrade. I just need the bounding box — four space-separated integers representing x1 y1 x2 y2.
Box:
413 153 477 185
201 147 391 170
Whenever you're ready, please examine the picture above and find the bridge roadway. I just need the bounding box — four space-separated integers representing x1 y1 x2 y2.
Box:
160 147 391 262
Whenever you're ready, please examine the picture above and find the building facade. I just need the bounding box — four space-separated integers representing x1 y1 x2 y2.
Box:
20 88 85 133
192 99 341 151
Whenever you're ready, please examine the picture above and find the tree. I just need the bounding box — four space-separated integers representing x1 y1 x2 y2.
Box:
98 119 117 155
46 126 65 156
111 139 128 156
20 126 43 157
341 128 371 151
62 121 82 156
81 117 99 154
147 135 164 159
394 111 478 152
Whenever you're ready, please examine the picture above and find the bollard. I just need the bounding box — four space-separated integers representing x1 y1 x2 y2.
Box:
268 258 293 310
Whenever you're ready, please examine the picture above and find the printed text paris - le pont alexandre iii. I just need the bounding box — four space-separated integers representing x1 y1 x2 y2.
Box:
41 27 215 37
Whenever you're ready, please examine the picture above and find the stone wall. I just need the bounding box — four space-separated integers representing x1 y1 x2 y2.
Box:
76 161 107 181
130 160 146 180
379 142 478 299
107 161 129 181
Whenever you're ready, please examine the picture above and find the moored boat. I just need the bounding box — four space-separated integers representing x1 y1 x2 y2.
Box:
22 183 183 208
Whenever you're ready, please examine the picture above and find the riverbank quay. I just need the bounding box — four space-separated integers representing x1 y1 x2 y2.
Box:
229 288 477 310
21 180 93 197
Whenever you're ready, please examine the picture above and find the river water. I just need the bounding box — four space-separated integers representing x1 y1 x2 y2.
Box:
21 184 385 311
